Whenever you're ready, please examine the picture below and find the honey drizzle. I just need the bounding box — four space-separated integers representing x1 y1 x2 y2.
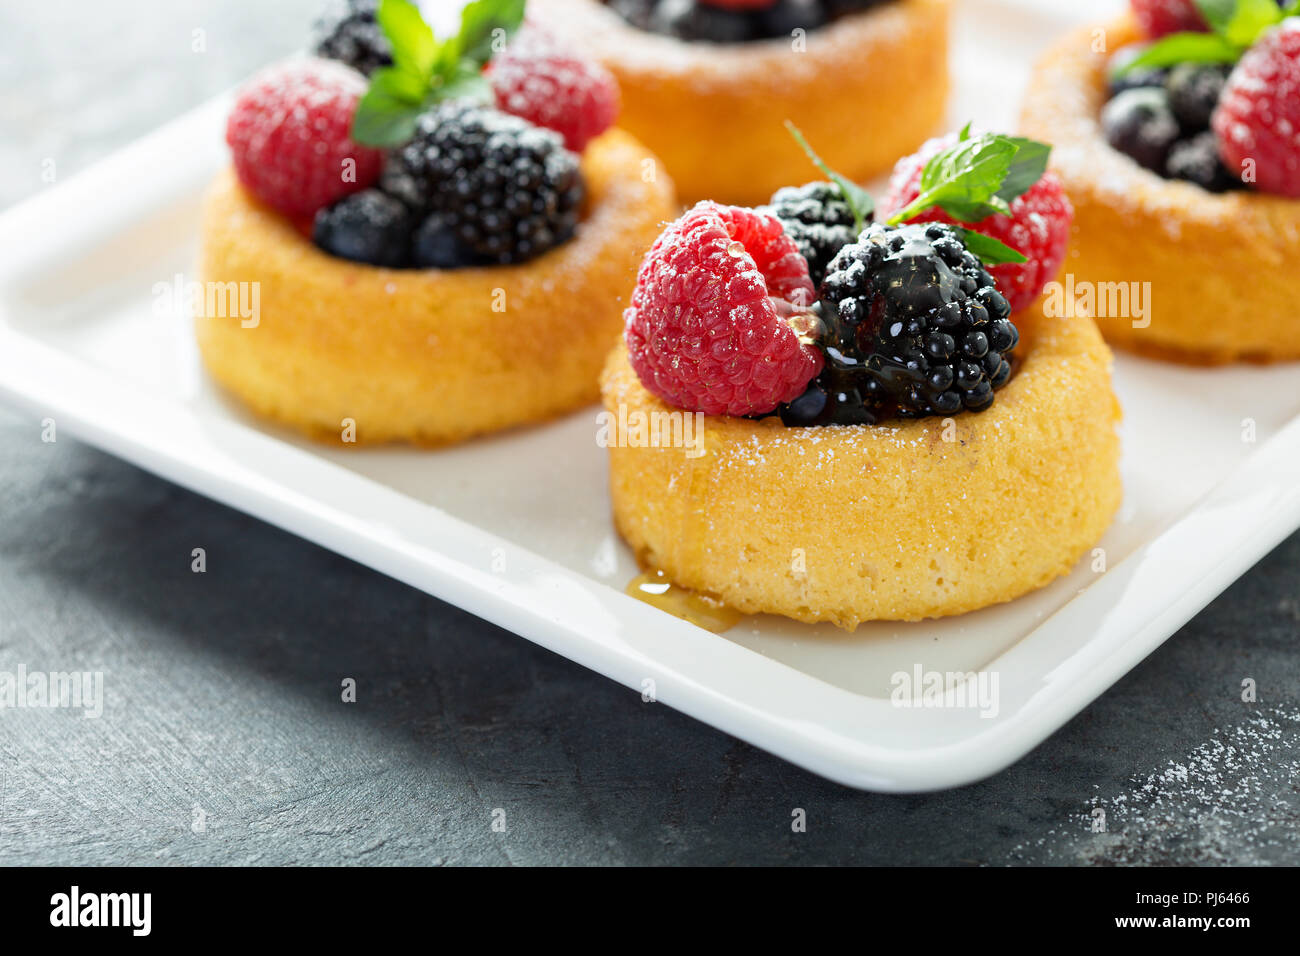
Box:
625 569 743 634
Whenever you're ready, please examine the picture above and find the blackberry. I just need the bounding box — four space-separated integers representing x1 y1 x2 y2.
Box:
786 222 1017 424
1165 62 1230 131
1107 44 1168 95
381 102 584 266
311 0 392 77
1102 87 1180 173
1166 131 1238 192
766 182 861 287
313 189 412 267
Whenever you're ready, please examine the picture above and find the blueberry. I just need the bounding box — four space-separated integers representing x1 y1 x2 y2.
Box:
1107 44 1168 95
778 383 829 426
606 0 658 30
761 0 829 34
1166 131 1239 193
1165 62 1230 132
1102 87 1181 173
651 0 757 42
411 214 484 269
312 189 411 267
826 0 889 14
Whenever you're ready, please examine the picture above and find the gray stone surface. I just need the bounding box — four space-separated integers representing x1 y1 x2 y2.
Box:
0 0 1297 866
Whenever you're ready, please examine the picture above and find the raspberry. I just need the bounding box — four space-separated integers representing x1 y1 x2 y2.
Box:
488 29 620 153
1129 0 1207 39
624 202 823 417
879 133 1074 313
225 59 383 218
1213 20 1300 198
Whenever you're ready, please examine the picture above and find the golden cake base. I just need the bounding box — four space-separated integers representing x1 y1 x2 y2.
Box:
535 0 951 205
599 300 1122 628
1021 16 1300 364
197 129 677 445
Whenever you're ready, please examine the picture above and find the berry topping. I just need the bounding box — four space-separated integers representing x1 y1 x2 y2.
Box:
759 0 830 35
1129 0 1207 40
624 202 823 417
612 0 878 43
650 0 760 41
1102 87 1181 173
312 0 393 76
488 29 621 152
411 213 487 269
312 189 412 267
1166 61 1230 131
880 131 1073 314
1213 19 1300 197
380 101 585 265
766 182 862 287
225 59 384 219
794 222 1018 425
1166 130 1238 191
1103 3 1300 192
699 0 778 9
1108 44 1170 94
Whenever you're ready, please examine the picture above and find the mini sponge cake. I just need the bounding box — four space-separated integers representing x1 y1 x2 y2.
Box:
1021 17 1300 364
600 300 1122 627
534 0 951 205
197 129 677 445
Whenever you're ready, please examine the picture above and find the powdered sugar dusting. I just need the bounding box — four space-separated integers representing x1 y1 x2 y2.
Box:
1009 707 1300 865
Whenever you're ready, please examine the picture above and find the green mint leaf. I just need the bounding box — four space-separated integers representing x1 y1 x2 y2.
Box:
889 132 1019 224
352 0 520 148
455 0 526 69
1222 0 1286 46
1197 0 1285 45
957 228 1027 266
378 0 438 78
1112 30 1242 74
430 71 492 106
783 121 875 232
920 133 1018 199
351 67 428 146
1194 0 1238 33
997 137 1051 203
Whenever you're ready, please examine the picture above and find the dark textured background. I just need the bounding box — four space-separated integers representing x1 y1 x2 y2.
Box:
0 0 1297 866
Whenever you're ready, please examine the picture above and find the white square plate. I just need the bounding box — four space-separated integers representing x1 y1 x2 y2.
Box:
3 0 1299 791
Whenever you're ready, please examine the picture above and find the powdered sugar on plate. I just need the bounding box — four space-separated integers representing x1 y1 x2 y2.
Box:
1009 707 1300 865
